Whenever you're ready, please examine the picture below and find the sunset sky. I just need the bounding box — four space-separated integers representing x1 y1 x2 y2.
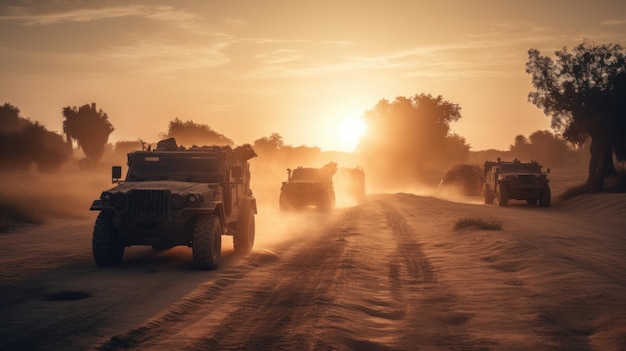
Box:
1 1 625 152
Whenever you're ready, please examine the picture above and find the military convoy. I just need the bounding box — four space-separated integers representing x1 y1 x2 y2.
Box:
481 158 551 207
89 138 257 270
279 162 338 211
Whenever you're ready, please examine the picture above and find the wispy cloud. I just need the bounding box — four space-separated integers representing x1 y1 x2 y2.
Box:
602 19 626 25
0 4 195 27
103 36 235 74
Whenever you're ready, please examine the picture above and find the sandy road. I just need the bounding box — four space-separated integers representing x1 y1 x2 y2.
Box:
1 193 625 351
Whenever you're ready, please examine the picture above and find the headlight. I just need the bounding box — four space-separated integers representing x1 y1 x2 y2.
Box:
188 193 199 204
100 191 113 202
171 193 185 208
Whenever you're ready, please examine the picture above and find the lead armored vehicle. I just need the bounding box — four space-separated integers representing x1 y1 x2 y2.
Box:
89 138 257 270
482 158 551 207
279 162 337 211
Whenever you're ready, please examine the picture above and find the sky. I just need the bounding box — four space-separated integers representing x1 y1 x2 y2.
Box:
1 0 625 152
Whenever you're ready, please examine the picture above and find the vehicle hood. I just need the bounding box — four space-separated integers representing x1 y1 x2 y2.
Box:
103 181 216 193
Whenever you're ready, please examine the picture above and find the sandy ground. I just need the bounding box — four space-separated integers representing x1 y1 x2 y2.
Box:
1 176 626 351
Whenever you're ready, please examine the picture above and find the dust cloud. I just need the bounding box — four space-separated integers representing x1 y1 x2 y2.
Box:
0 165 111 229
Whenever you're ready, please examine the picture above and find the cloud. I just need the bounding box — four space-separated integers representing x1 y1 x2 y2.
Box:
0 4 195 27
602 19 626 26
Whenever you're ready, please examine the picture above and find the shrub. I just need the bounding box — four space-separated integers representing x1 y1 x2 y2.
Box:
454 217 502 230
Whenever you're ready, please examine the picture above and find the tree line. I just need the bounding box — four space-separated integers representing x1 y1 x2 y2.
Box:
1 39 624 194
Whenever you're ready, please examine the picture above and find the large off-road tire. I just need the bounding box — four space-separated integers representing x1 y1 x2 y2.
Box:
279 190 291 211
234 207 255 256
539 185 551 207
192 215 222 270
318 191 336 211
92 212 124 267
483 187 493 204
496 186 508 207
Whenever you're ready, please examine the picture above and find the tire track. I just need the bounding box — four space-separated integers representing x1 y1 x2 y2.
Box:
98 211 353 350
379 199 493 350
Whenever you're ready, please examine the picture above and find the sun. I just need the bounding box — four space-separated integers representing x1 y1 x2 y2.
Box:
335 113 368 152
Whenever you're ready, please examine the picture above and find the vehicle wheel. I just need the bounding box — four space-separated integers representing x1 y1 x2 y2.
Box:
526 198 538 205
192 215 222 270
279 190 290 211
318 191 336 211
92 212 124 267
539 185 551 207
234 207 255 256
483 187 493 204
496 186 508 207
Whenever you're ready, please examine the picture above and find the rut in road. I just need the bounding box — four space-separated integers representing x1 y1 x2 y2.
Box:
99 198 489 350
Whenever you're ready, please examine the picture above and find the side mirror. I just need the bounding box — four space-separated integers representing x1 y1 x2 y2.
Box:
231 165 243 179
112 166 122 183
546 168 551 173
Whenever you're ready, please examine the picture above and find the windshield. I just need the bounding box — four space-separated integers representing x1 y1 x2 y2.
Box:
499 163 542 173
127 153 221 181
291 168 330 181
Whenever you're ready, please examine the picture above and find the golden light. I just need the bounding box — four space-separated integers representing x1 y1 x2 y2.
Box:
335 112 368 152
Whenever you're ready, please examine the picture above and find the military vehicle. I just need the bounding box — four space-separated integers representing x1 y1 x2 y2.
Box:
279 162 337 211
335 166 366 202
438 164 482 196
482 158 551 207
89 138 257 270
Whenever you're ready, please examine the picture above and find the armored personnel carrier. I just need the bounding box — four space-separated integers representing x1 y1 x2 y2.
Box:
482 158 551 207
89 138 257 270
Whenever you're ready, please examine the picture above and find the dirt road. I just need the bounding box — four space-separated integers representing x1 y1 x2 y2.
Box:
1 193 625 351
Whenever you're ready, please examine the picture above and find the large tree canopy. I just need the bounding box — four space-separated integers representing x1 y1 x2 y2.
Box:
0 103 71 172
509 130 573 166
358 94 469 185
526 41 626 191
161 118 234 147
62 102 114 164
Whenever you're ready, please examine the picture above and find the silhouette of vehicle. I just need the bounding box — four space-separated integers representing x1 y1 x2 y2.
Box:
438 164 482 196
89 138 257 270
279 162 337 211
335 167 366 202
482 158 551 207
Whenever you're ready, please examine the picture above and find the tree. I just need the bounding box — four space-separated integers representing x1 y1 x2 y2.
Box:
253 132 284 155
0 103 71 172
0 103 28 133
62 102 114 165
526 41 626 191
358 94 467 185
161 118 233 147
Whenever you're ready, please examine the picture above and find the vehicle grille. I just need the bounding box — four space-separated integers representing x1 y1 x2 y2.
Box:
516 175 537 185
128 189 170 221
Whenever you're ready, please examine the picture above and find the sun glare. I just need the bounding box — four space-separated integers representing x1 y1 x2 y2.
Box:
336 113 368 152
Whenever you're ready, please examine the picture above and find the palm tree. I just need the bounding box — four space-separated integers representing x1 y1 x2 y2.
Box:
62 102 114 165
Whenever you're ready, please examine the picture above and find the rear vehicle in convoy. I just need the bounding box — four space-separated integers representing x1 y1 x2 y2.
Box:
89 138 257 270
482 158 551 207
279 162 337 211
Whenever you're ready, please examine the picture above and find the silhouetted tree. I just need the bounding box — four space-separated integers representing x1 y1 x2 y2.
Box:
62 102 114 165
161 118 233 147
0 103 28 133
253 132 284 155
509 130 572 166
526 41 626 191
0 103 71 172
359 94 467 185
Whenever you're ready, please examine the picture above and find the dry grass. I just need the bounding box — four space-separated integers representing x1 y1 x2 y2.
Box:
454 217 502 231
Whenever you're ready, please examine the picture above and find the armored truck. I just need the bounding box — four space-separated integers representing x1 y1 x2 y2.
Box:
279 162 337 211
89 138 257 270
482 158 551 207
